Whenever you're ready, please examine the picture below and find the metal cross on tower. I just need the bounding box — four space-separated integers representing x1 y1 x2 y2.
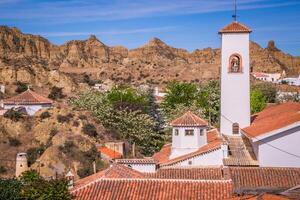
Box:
232 0 237 21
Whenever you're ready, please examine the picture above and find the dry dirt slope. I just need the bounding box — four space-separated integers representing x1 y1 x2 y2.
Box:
0 107 112 179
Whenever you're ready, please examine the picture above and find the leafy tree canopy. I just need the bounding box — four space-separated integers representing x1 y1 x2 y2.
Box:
250 89 267 114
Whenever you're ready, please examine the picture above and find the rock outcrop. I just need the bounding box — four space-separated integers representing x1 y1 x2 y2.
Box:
1 25 300 91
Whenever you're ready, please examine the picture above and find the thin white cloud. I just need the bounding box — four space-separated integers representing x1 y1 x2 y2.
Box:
1 0 299 23
36 26 177 37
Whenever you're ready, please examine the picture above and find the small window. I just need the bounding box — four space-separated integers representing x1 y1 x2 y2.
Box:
232 123 239 134
175 129 179 136
188 160 192 165
185 129 194 136
200 129 204 136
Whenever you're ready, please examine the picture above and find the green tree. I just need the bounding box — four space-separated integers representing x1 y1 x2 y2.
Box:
0 179 22 200
107 86 148 111
252 82 277 103
197 80 220 126
162 82 198 111
20 170 72 200
70 90 163 156
250 89 267 114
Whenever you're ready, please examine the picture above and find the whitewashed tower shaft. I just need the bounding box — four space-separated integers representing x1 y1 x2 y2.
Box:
219 21 252 135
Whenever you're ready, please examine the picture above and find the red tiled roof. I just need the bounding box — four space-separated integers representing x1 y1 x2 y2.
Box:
219 21 252 34
152 129 223 166
252 72 269 78
73 164 145 190
71 179 234 200
170 111 208 127
228 194 290 200
229 167 300 192
115 158 157 164
145 167 225 180
98 146 122 159
3 89 53 105
243 102 300 138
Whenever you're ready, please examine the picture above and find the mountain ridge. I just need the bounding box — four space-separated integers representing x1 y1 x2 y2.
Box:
1 25 300 94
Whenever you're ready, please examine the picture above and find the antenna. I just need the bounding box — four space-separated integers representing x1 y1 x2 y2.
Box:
232 0 237 21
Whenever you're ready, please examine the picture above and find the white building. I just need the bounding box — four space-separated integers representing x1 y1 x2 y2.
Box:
3 89 53 115
279 75 300 86
252 72 281 83
243 102 300 167
219 21 251 135
153 111 226 168
115 159 157 173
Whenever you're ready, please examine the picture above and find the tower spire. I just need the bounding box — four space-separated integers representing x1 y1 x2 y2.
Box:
232 0 237 21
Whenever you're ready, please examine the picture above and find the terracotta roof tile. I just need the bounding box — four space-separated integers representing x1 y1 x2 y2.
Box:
219 21 252 33
145 167 225 180
243 102 300 138
3 89 53 105
73 164 145 190
228 194 290 200
252 72 269 78
71 179 234 200
152 129 223 166
170 111 208 127
229 167 300 193
98 146 122 159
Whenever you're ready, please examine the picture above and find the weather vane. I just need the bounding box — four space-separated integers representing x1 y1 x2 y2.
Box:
232 0 237 21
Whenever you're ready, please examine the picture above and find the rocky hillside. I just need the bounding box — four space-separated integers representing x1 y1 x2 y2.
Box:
0 107 112 178
1 26 299 91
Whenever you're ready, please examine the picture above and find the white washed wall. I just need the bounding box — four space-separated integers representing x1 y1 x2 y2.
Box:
254 125 300 167
124 163 156 173
220 33 251 135
170 127 207 159
167 148 224 168
4 104 52 115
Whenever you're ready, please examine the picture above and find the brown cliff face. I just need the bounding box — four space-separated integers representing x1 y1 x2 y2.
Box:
1 26 300 91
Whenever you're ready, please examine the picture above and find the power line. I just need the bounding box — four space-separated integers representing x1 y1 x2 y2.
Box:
221 114 300 159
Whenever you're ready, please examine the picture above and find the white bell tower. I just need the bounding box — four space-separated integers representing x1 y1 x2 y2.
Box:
219 21 252 135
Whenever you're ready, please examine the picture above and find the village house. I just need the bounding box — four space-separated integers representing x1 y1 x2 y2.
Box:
98 142 125 161
2 89 53 115
279 75 300 86
251 72 281 83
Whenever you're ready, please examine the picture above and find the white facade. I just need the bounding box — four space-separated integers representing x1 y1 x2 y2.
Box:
252 73 281 83
124 163 156 173
165 148 224 168
249 124 300 167
170 126 207 159
279 77 300 86
3 104 52 115
220 33 251 135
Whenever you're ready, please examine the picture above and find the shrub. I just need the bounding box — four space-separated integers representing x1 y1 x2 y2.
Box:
59 141 75 155
0 166 7 174
26 146 45 167
15 81 27 93
4 109 23 122
73 120 79 127
57 115 70 123
78 114 87 120
50 128 58 137
48 86 64 100
8 137 22 147
40 111 51 120
82 124 98 137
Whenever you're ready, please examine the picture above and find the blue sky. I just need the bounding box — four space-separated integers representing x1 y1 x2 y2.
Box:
1 0 300 55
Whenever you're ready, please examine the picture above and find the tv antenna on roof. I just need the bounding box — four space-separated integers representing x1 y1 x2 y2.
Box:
232 0 238 21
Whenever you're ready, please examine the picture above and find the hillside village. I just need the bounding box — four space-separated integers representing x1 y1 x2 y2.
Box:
0 18 300 200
